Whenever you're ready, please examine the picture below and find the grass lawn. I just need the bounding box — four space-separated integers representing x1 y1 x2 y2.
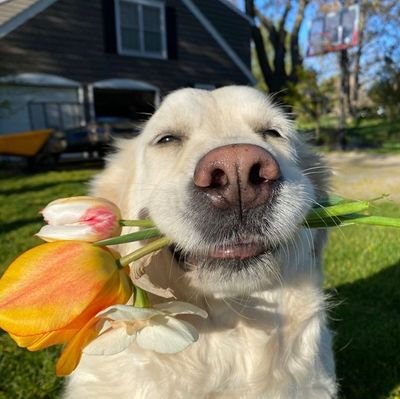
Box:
0 167 399 399
299 118 400 153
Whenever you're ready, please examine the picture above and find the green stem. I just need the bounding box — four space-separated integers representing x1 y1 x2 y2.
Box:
303 214 400 229
119 237 171 267
134 285 150 308
119 219 155 228
305 201 370 223
94 228 162 246
345 215 400 228
303 216 344 228
368 193 390 203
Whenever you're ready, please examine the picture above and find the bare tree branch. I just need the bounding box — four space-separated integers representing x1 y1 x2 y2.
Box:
246 0 309 95
289 0 309 82
245 0 274 89
278 2 292 35
256 9 276 38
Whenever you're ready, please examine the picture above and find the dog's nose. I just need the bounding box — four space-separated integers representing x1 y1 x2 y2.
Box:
193 144 281 210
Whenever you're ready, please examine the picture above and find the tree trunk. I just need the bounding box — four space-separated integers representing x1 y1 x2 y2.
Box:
338 50 350 149
245 0 307 96
340 49 356 119
289 0 309 83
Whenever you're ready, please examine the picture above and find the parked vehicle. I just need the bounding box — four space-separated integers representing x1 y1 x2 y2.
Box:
62 118 140 157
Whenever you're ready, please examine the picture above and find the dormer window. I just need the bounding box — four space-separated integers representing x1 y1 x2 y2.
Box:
115 0 167 59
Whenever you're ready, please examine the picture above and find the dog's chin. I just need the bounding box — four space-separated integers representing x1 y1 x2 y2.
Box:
172 241 280 295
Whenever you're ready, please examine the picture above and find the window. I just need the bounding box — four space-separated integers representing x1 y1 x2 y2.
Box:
115 0 166 58
29 102 84 130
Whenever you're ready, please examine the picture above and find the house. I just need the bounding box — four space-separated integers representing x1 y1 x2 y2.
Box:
0 0 254 135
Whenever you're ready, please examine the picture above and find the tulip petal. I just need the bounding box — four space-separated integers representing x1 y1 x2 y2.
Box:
41 197 121 226
10 328 77 351
39 196 122 242
83 327 137 356
36 224 96 242
63 269 132 331
153 301 208 319
0 242 121 336
133 274 176 299
136 316 199 354
55 317 99 376
97 304 159 322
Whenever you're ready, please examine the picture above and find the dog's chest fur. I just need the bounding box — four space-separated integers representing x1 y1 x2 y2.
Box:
64 281 335 399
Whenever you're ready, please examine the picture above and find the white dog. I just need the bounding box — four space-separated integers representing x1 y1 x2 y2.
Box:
64 86 337 398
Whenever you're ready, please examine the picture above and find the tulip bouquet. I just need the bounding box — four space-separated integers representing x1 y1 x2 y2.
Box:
0 195 399 377
0 197 207 376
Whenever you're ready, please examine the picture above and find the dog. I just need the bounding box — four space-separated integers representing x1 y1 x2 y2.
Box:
64 86 337 398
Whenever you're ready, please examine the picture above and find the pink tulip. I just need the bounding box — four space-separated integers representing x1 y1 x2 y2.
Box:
36 196 122 242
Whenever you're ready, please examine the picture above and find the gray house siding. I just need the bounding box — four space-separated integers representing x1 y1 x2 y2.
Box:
0 0 251 94
191 0 251 68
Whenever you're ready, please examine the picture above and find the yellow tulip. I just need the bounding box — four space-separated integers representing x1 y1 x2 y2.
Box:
0 241 132 376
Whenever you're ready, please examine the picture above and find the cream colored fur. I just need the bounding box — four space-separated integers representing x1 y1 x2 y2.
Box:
64 86 337 399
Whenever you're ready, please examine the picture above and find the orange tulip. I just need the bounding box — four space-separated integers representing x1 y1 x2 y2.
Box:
0 241 132 376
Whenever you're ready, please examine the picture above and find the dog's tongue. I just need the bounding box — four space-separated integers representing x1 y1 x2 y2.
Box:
208 242 265 260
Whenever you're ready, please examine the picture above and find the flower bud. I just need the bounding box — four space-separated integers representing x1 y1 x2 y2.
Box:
36 196 122 242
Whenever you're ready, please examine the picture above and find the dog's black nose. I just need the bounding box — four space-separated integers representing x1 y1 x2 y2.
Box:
193 144 281 210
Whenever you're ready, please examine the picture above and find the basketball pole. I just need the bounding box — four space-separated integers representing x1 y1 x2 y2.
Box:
339 49 348 149
338 0 348 150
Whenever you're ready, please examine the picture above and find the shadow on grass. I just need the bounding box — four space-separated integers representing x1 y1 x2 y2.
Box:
331 260 400 399
0 217 42 234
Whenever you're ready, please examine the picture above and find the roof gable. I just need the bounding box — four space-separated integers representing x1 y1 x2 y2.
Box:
182 0 255 84
216 0 252 23
0 0 58 38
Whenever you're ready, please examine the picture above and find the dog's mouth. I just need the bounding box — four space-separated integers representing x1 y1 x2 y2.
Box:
171 237 278 266
205 240 266 260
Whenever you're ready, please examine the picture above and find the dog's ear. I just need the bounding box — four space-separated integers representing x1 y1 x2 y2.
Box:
90 138 137 212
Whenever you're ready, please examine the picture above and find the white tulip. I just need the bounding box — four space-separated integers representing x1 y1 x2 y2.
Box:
36 196 122 242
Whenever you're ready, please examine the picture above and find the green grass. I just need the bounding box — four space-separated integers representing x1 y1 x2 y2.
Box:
299 118 400 153
325 201 400 399
0 168 399 398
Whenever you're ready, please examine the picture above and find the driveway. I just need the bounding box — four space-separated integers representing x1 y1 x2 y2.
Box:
325 152 400 202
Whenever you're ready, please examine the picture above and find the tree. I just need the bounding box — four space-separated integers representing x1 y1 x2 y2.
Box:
344 0 400 118
245 0 309 95
368 56 400 121
286 67 334 141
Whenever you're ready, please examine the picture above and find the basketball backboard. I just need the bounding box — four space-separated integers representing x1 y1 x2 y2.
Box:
307 4 359 57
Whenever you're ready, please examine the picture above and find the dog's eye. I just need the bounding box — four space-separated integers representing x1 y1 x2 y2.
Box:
258 129 282 139
156 135 182 145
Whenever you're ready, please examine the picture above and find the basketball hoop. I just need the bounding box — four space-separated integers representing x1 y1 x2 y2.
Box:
307 3 360 57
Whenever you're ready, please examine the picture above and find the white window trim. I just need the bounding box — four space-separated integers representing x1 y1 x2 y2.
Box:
115 0 167 59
